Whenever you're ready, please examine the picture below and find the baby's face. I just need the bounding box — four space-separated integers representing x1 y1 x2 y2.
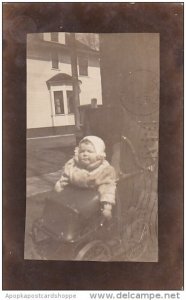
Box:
78 142 97 167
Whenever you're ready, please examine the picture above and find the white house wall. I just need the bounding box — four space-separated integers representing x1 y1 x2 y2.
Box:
43 32 66 44
78 54 102 106
27 55 72 129
27 47 102 130
27 59 52 129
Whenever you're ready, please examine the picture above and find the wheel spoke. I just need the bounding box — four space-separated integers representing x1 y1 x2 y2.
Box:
75 240 111 261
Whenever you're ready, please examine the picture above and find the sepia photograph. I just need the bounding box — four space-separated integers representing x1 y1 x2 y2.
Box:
25 32 159 262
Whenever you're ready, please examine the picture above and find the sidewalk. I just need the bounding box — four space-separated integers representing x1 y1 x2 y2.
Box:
27 134 76 176
27 134 76 196
27 170 61 197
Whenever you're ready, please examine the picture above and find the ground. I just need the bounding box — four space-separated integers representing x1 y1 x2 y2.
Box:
25 135 76 259
27 135 76 177
25 134 158 261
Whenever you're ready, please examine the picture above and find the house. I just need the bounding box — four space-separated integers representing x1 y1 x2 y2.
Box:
27 33 102 137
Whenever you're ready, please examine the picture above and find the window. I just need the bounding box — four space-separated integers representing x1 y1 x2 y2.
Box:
51 32 58 42
66 91 74 114
78 56 88 76
35 33 44 40
54 91 64 114
65 33 71 45
51 50 59 69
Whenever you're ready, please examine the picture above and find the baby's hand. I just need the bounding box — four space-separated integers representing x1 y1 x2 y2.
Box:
55 181 63 193
102 203 112 220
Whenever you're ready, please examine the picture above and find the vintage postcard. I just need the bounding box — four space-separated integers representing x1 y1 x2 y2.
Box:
24 32 159 262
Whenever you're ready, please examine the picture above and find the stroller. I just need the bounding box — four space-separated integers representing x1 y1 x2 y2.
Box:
31 141 157 261
31 184 117 261
31 107 158 261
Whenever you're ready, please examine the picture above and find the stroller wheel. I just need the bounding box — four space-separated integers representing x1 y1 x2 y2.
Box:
75 240 112 261
31 218 53 259
124 219 149 261
149 204 158 246
31 218 50 245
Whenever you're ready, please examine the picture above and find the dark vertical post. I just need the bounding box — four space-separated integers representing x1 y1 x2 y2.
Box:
70 33 81 132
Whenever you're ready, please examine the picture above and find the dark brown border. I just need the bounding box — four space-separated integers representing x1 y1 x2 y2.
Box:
3 3 183 290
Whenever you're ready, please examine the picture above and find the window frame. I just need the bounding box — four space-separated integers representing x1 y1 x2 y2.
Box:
50 32 59 42
51 50 59 69
78 56 88 76
53 91 65 115
66 90 75 115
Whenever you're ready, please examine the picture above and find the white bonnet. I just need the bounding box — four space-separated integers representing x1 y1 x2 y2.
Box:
75 136 106 159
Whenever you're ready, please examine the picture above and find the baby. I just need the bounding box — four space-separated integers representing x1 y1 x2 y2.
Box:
55 136 116 219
